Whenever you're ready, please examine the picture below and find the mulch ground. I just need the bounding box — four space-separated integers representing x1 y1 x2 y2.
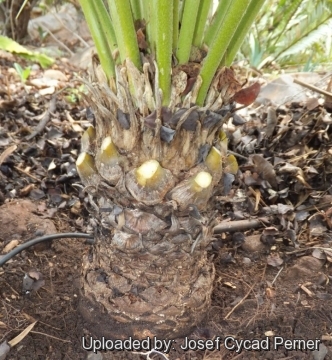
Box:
1 53 332 360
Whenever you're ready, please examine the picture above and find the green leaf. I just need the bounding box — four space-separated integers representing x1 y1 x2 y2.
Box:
176 0 200 64
108 0 141 70
204 0 232 46
173 0 180 52
224 0 266 66
192 0 213 47
0 36 54 68
13 62 23 76
271 0 303 38
197 0 251 105
78 0 267 106
274 3 332 60
79 0 115 80
155 0 173 105
130 0 141 20
14 62 31 83
241 0 332 69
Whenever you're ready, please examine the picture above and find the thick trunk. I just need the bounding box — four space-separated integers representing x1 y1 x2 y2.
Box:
77 60 238 340
79 228 215 339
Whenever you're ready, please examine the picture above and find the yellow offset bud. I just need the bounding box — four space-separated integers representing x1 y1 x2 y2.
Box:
84 126 96 140
205 146 222 173
81 126 96 152
192 171 212 192
225 154 238 175
219 130 228 156
76 152 97 180
136 160 163 187
97 136 119 165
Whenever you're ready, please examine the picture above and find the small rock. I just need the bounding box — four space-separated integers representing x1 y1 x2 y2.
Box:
31 64 40 71
86 352 103 360
71 46 95 70
2 239 19 253
241 234 266 253
0 341 10 360
287 256 324 281
44 69 67 81
312 343 328 360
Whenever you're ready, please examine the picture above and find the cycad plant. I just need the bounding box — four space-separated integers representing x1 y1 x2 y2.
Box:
77 0 265 340
241 0 332 69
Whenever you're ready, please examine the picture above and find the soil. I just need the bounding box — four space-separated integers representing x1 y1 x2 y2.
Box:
1 54 332 360
1 200 332 360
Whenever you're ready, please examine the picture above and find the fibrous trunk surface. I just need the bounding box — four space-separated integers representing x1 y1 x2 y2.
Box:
78 58 240 339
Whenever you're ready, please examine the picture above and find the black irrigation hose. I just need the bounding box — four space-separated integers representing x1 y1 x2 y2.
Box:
0 233 95 267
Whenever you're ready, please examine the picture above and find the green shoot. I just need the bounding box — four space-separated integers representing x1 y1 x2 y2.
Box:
13 63 31 83
223 0 266 66
176 0 200 64
107 0 141 70
196 0 251 105
155 0 173 105
204 0 232 46
79 0 115 80
79 0 266 106
193 0 213 47
130 0 141 21
65 85 87 104
172 0 180 52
